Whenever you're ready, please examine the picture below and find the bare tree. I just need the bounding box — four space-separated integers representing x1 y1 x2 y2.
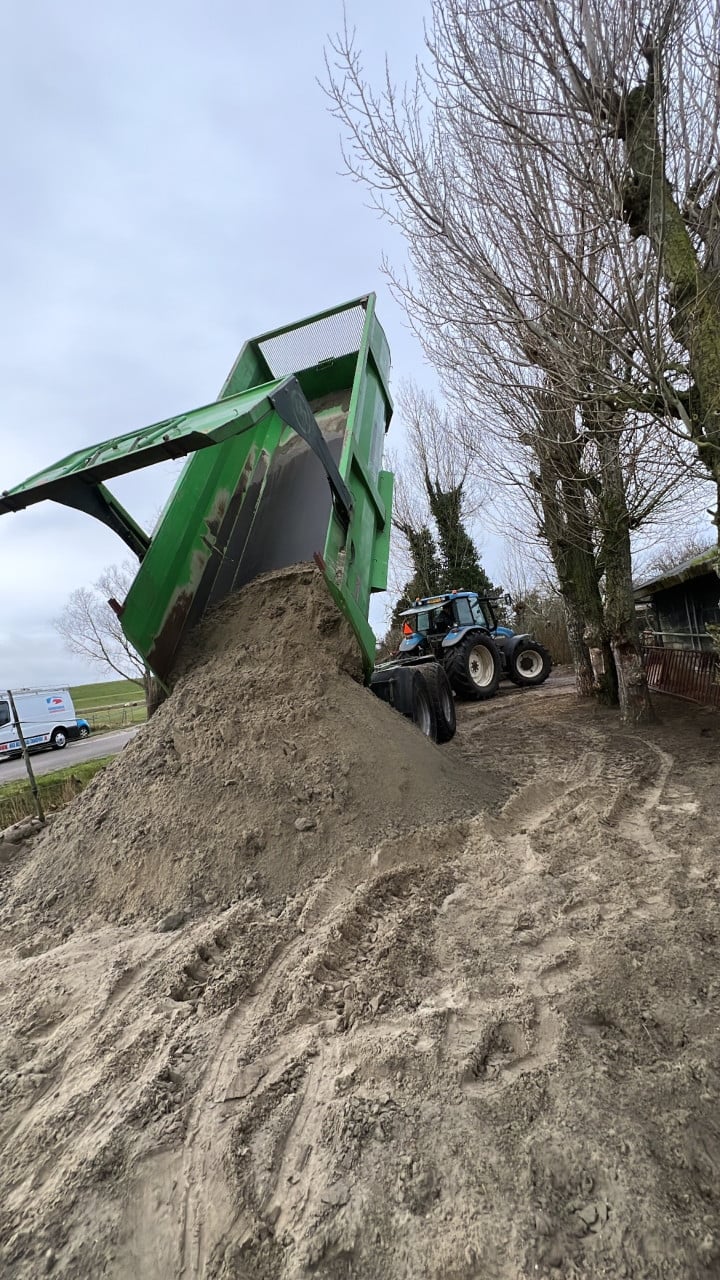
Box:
397 383 473 506
433 0 720 520
54 562 147 691
325 3 713 722
396 384 498 593
500 543 574 665
642 533 717 576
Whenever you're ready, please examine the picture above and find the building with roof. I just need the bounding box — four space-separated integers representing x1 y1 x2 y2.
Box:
634 549 720 651
633 549 719 706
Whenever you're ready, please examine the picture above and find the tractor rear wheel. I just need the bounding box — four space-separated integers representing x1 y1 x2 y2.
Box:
443 633 501 701
419 663 456 742
507 640 552 687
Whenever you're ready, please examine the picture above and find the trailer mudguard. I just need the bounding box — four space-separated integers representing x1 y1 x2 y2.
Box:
368 664 417 717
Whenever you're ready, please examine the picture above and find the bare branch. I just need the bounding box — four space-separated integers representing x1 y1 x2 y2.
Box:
53 562 146 688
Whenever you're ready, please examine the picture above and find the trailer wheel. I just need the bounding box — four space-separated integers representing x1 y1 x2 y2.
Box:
51 728 68 750
419 663 456 742
507 641 552 687
443 632 501 701
410 671 438 740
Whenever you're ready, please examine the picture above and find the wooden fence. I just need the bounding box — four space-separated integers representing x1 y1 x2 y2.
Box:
78 701 147 729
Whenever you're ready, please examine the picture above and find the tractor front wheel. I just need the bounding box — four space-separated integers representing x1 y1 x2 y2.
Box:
443 633 501 701
507 640 552 687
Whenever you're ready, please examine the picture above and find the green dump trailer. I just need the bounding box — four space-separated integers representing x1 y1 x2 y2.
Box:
1 295 455 741
2 297 392 671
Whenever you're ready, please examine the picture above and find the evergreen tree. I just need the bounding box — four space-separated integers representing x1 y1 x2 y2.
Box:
424 470 498 597
391 521 443 626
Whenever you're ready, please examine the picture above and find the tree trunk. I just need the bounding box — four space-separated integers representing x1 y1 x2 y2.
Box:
611 640 654 726
563 546 616 703
549 539 619 704
594 415 654 726
535 512 617 703
563 597 595 696
533 390 619 706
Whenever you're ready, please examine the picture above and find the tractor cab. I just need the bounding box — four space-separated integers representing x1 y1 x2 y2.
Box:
400 591 498 643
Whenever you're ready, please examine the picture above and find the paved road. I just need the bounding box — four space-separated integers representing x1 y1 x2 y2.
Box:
0 727 140 783
0 674 575 785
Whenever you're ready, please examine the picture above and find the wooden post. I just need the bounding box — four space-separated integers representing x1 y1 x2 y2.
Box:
7 689 45 824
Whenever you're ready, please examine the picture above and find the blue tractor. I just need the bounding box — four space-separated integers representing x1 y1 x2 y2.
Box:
395 590 552 702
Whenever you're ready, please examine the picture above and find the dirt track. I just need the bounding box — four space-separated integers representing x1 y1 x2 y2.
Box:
1 596 719 1278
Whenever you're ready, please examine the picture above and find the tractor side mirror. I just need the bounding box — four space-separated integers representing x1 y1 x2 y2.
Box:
504 593 513 606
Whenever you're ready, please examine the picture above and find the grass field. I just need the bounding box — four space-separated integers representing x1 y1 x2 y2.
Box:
70 678 147 730
0 757 112 828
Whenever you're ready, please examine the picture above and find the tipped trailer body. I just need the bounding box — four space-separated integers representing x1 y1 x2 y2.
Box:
0 297 456 744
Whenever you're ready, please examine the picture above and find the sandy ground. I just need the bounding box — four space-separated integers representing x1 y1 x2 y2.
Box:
1 628 719 1277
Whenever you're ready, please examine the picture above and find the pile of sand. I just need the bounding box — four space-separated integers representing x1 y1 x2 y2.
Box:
4 565 497 931
2 570 720 1280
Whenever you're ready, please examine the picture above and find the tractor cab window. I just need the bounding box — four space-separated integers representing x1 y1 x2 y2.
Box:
471 599 494 629
453 598 474 627
428 604 455 632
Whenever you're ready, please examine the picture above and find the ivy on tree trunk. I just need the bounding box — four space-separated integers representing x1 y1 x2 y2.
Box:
424 471 499 597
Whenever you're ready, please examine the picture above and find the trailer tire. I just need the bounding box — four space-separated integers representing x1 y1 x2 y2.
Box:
507 640 552 687
443 632 501 701
410 670 438 741
419 663 456 742
51 728 68 750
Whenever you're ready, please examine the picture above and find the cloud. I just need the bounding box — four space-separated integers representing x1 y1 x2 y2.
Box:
2 0 490 689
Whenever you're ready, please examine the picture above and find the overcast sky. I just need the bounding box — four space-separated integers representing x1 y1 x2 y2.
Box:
2 0 494 689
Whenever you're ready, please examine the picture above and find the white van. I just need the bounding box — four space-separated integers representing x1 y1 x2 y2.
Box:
0 689 79 760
